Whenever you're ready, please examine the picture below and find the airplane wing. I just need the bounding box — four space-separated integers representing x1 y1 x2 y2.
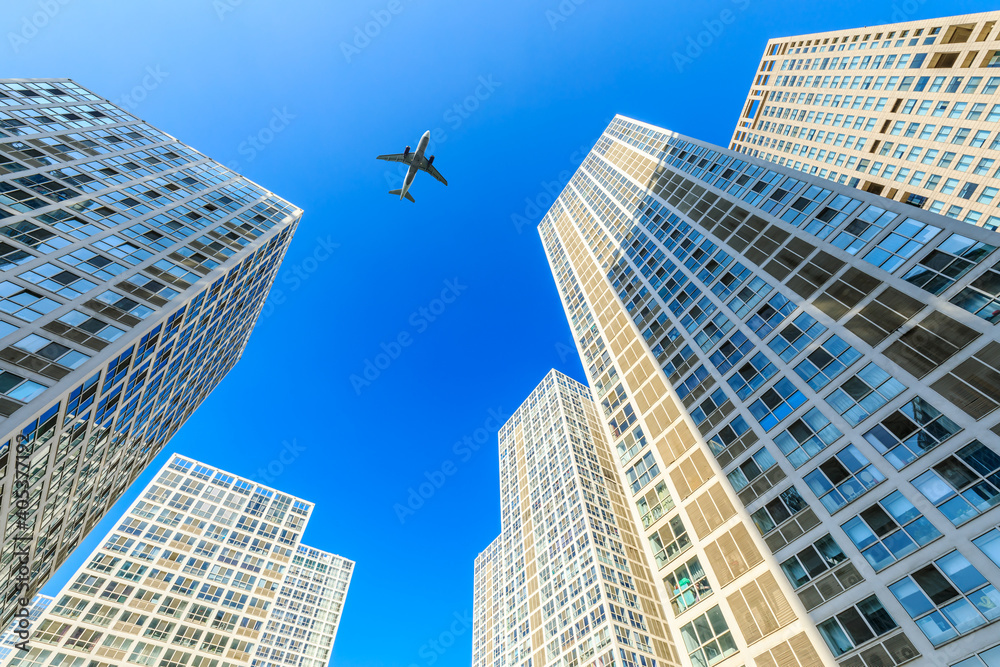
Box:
376 153 413 164
411 156 447 186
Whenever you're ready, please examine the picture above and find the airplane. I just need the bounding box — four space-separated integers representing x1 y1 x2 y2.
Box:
376 130 448 202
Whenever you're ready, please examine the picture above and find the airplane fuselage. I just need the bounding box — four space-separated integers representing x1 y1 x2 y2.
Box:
400 131 431 200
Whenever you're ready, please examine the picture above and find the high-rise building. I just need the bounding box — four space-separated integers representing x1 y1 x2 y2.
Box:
538 115 1000 666
256 545 353 667
729 11 1000 230
472 537 503 667
0 78 300 622
2 454 351 667
474 370 684 667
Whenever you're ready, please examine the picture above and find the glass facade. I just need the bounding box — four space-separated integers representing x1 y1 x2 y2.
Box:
0 78 301 624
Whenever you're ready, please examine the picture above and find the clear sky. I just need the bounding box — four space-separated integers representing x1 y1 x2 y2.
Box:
6 0 995 665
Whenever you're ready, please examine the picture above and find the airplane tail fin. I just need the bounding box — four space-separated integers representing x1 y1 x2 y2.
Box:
389 189 415 203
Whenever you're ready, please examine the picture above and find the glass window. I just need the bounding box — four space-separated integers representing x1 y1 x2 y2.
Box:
666 556 712 615
825 363 906 427
817 595 898 656
768 312 827 363
863 397 962 469
679 606 737 666
911 440 1000 526
841 491 942 571
751 486 809 534
950 260 1000 324
780 534 848 588
805 445 885 513
794 335 861 390
727 447 778 491
889 551 1000 646
750 378 806 431
728 352 777 400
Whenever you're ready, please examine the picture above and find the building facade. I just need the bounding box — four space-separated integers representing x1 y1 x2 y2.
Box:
1 454 351 667
474 370 683 667
472 536 503 667
538 115 1000 666
730 11 1000 230
255 545 353 667
0 78 300 623
0 595 50 662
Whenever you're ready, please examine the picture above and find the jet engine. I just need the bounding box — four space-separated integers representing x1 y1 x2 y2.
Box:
404 146 410 157
428 155 435 165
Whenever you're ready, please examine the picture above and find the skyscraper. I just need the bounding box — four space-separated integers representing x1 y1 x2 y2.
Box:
538 115 1000 666
0 78 300 622
729 11 1000 230
0 596 51 662
474 370 686 667
2 454 351 667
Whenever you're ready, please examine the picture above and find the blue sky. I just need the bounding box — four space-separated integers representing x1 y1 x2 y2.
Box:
6 0 995 665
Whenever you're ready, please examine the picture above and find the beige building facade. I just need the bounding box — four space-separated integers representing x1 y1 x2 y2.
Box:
730 11 1000 231
0 455 351 667
536 115 1000 667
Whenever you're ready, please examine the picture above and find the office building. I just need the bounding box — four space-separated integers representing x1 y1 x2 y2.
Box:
0 78 300 622
2 454 351 667
538 114 1000 666
730 11 1000 230
474 370 683 667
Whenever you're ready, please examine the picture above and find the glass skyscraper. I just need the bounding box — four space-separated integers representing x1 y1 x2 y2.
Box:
2 454 351 667
521 114 1000 666
0 78 300 624
730 10 1000 230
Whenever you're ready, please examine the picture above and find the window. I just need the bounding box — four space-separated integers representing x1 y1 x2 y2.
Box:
903 234 998 296
952 645 1000 667
794 335 861 390
96 290 153 319
826 363 906 427
751 485 809 534
679 606 737 666
747 293 795 338
0 280 60 321
805 445 885 513
0 369 46 402
862 218 941 273
768 312 827 362
842 491 942 571
18 262 96 299
889 551 1000 646
690 388 729 427
616 426 648 465
727 447 778 491
666 556 712 614
912 440 1000 526
649 516 691 568
728 352 777 400
780 534 848 588
774 407 842 468
817 595 898 657
863 397 962 469
749 378 806 431
709 331 753 375
950 259 1000 324
831 205 898 254
13 333 89 368
636 481 674 528
625 451 659 494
